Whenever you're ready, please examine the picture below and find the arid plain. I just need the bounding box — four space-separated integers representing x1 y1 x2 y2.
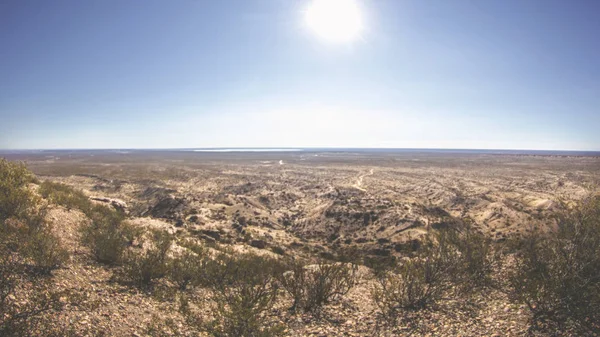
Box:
3 150 600 336
17 150 600 247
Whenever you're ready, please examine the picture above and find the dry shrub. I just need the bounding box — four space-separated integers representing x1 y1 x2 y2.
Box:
371 228 471 322
363 255 397 279
373 249 453 316
279 259 358 313
169 242 209 291
446 226 496 292
371 226 496 325
369 226 495 321
119 230 173 288
182 253 285 337
509 196 600 334
372 258 451 322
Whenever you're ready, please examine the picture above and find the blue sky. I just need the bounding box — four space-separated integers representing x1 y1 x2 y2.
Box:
1 0 599 150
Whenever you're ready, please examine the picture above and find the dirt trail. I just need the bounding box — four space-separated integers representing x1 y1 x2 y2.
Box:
353 169 374 191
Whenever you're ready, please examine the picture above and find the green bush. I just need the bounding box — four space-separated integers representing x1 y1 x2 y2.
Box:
80 204 130 265
0 159 36 223
0 159 70 335
2 215 68 275
182 253 285 337
169 243 209 291
38 181 92 213
23 223 69 274
0 160 69 274
279 259 358 313
119 230 173 288
509 196 600 334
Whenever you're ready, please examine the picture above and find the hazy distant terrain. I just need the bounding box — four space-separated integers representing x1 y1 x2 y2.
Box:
10 150 600 257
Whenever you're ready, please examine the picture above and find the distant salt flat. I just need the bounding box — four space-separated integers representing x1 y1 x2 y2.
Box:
192 148 303 152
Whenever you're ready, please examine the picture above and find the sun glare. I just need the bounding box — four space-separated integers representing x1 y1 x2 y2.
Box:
305 0 364 44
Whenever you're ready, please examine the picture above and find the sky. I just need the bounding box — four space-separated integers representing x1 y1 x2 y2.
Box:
1 0 599 150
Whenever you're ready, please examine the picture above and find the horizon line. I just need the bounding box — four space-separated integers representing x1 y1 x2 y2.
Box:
1 147 600 153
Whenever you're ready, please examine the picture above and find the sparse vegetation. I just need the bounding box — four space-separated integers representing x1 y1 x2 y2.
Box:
363 255 397 278
0 159 70 335
22 222 70 274
279 259 358 313
182 252 285 337
371 234 456 320
37 178 139 267
509 196 600 334
39 180 92 213
371 226 496 324
169 243 209 290
446 225 496 292
119 229 173 288
1 153 598 336
80 205 129 265
372 259 436 320
0 160 69 274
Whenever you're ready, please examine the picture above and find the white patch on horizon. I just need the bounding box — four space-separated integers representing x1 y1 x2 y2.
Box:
192 149 303 152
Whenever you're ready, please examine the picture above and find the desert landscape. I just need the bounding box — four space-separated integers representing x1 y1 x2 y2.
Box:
18 150 600 241
1 150 599 336
4 0 600 335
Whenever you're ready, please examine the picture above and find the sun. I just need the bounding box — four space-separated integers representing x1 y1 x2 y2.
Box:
304 0 364 44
